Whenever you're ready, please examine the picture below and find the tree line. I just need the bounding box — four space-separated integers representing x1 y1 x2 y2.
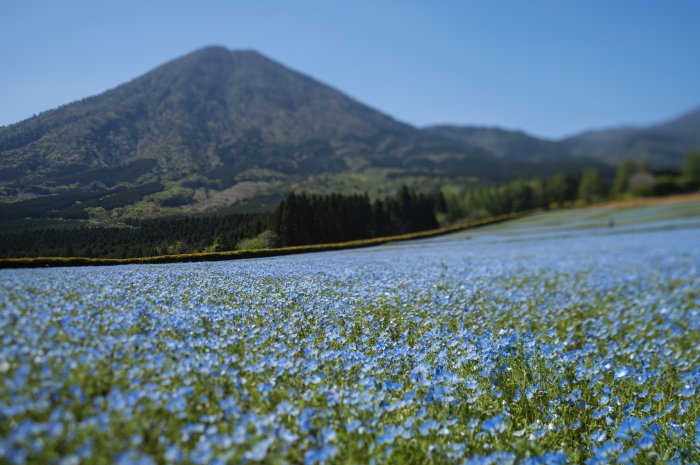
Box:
0 188 443 259
214 187 442 250
2 152 697 260
269 188 440 247
0 212 263 259
445 151 700 221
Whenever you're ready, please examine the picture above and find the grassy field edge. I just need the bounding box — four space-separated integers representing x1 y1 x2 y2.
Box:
0 210 542 269
3 191 698 269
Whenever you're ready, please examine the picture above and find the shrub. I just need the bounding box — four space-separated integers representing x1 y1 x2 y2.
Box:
236 230 280 250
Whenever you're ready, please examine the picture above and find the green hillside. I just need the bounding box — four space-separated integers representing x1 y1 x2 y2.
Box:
560 106 700 167
0 46 611 226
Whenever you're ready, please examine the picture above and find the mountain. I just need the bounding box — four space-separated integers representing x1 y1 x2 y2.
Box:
423 125 574 163
0 47 414 184
561 106 700 167
0 46 607 223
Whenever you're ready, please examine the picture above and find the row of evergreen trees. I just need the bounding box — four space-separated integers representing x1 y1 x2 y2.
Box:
0 212 263 259
215 187 443 250
270 188 440 246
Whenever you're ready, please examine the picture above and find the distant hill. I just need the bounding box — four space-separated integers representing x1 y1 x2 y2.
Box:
0 46 614 225
560 106 700 167
423 125 575 163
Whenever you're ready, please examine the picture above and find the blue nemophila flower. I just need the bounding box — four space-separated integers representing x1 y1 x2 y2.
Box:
276 400 299 416
304 445 338 465
592 407 612 419
467 419 480 430
667 423 685 439
1 224 699 463
345 420 361 433
529 428 548 441
278 426 299 444
676 401 689 415
622 402 635 415
677 385 696 397
481 414 508 436
591 441 623 460
189 442 213 465
512 388 522 402
616 446 639 463
419 420 441 436
589 430 607 443
318 428 337 444
520 451 568 465
614 366 631 381
525 384 541 400
383 381 403 391
614 418 643 440
443 442 466 460
243 437 274 461
646 424 662 436
376 424 404 445
635 433 655 450
423 385 455 404
464 379 479 390
464 451 516 465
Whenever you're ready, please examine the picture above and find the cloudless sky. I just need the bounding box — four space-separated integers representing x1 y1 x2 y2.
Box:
1 0 699 139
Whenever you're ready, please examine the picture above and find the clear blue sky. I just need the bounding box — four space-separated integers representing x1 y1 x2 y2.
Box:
1 0 699 139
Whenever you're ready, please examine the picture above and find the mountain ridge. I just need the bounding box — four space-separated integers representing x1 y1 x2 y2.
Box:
422 125 573 163
560 105 700 167
2 45 692 221
1 46 598 202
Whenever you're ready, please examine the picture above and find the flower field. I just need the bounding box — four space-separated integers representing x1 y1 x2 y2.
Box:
1 220 699 464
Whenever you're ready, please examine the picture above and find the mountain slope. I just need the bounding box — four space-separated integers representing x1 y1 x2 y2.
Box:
0 46 609 222
0 47 423 185
561 106 700 167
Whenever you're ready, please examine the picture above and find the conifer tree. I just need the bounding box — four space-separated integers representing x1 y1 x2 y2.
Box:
577 168 606 203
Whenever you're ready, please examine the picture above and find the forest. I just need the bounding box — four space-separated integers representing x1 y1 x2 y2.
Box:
445 151 700 221
0 188 443 259
0 182 165 222
0 151 698 260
